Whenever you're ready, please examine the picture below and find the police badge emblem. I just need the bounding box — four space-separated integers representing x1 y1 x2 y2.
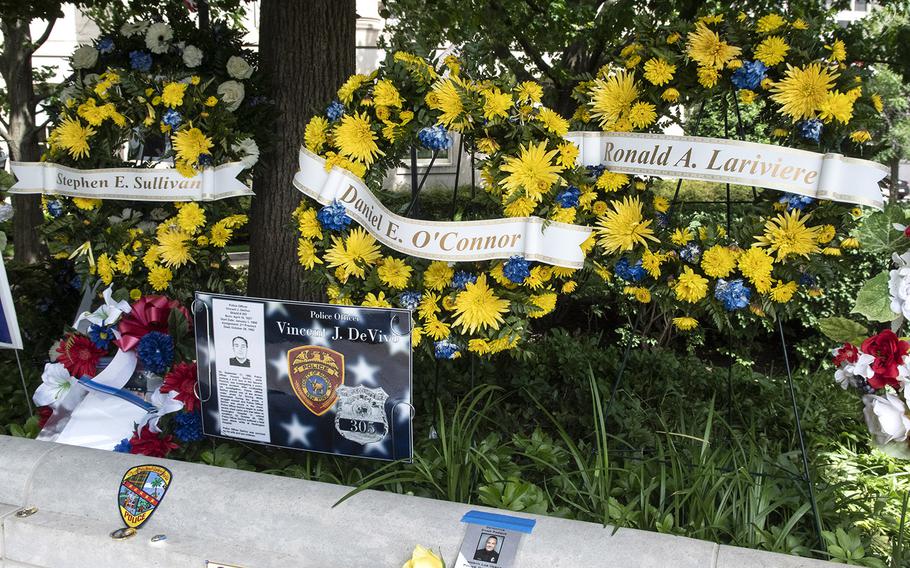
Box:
334 385 390 445
112 464 172 539
287 345 345 416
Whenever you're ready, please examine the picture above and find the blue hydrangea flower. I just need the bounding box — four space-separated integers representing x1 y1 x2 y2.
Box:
679 243 702 264
98 37 115 55
586 164 607 179
137 331 174 374
451 271 477 290
655 212 669 228
556 186 581 208
798 119 822 143
198 153 213 166
88 324 116 350
47 200 63 218
129 50 152 72
113 438 132 453
614 258 645 282
69 274 83 291
162 109 182 127
799 272 817 287
317 200 352 231
503 256 531 284
399 291 422 310
326 100 345 121
778 192 814 211
714 279 751 311
730 60 767 90
434 339 460 360
174 411 205 443
418 125 451 151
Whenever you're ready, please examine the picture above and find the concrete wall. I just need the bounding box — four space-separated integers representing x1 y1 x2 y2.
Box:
0 435 842 568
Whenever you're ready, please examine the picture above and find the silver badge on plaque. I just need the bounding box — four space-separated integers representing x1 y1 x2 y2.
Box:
334 385 389 445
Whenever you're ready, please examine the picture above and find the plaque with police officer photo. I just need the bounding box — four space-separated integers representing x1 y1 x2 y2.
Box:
193 292 413 461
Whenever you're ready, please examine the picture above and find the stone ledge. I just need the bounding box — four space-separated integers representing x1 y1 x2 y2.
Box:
0 435 841 567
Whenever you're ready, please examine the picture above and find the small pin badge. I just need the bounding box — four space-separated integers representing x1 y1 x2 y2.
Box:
112 464 172 540
14 506 37 518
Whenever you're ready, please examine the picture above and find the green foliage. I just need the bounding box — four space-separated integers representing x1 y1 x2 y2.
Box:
823 527 888 567
852 271 896 323
853 205 908 256
818 317 869 346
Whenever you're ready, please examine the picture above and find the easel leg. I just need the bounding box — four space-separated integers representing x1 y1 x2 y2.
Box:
14 349 33 417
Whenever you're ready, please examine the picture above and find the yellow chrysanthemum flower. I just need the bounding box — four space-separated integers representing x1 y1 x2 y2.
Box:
77 98 107 126
337 74 367 103
161 82 187 108
481 87 512 120
850 130 872 143
499 141 563 202
596 171 629 192
451 273 509 333
324 227 381 279
662 88 680 102
528 291 557 318
754 36 790 66
305 116 329 153
701 245 738 278
739 90 757 104
148 265 173 291
72 197 101 210
674 267 708 303
96 253 114 285
624 286 652 303
595 196 659 253
372 79 402 108
770 280 798 303
755 210 821 260
673 317 699 331
671 227 692 245
377 257 412 289
176 202 206 234
334 111 383 166
588 70 639 130
51 117 95 159
738 246 774 293
697 67 719 88
427 77 466 129
818 91 854 124
771 63 839 120
362 291 392 308
816 224 836 244
826 39 846 62
516 81 543 103
756 14 786 33
791 18 808 30
537 107 569 136
297 238 322 270
643 58 676 86
173 127 213 166
667 32 681 44
503 196 537 217
871 94 884 113
557 141 579 169
641 249 666 278
157 230 193 268
628 101 657 128
686 23 741 69
842 237 861 249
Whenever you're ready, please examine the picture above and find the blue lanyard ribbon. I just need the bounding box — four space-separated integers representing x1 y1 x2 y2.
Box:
77 376 157 413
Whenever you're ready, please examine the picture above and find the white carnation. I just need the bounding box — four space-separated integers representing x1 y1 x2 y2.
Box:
226 55 253 80
863 393 910 446
891 252 910 320
232 137 260 169
217 80 245 112
71 45 98 70
145 22 173 54
120 20 149 37
183 45 203 68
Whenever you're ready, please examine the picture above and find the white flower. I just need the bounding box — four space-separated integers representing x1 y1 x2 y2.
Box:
0 203 14 223
48 339 62 362
863 393 910 445
33 363 75 407
217 80 245 111
834 353 875 389
140 388 185 433
232 137 260 169
120 20 149 37
71 45 98 70
76 286 132 328
145 22 173 54
183 44 203 68
891 252 910 320
226 55 253 80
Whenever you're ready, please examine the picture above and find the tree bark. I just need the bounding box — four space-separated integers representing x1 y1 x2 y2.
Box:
247 0 356 300
0 18 45 264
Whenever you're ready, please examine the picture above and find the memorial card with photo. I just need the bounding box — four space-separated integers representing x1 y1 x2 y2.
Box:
454 511 536 568
193 292 413 461
0 253 22 349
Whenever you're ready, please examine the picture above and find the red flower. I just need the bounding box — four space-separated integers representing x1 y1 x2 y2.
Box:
833 343 859 366
36 406 53 429
129 425 179 458
904 226 910 239
861 330 910 390
115 295 191 352
161 362 200 413
56 333 106 378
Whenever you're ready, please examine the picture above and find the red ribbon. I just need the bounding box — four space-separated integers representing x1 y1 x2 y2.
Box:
115 296 190 352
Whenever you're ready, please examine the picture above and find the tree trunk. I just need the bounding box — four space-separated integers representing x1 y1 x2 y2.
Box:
247 0 356 300
0 18 45 264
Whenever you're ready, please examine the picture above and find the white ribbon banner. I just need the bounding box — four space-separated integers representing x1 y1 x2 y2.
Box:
293 148 591 269
566 131 888 210
10 161 252 201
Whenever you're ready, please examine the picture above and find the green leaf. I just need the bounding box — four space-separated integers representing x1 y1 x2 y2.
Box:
818 317 869 345
852 271 896 323
852 204 908 255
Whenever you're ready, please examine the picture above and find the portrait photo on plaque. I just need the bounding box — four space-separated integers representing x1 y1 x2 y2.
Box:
193 292 413 461
454 510 536 568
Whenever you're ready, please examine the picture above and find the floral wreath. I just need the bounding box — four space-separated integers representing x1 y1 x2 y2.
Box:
40 17 270 300
34 288 200 457
567 10 884 334
297 52 601 359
